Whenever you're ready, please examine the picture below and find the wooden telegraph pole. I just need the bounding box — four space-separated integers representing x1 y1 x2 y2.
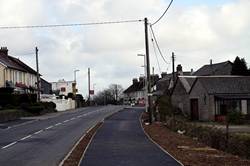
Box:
144 18 152 124
35 47 40 102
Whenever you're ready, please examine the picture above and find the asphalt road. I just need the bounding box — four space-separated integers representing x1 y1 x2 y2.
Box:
0 105 123 166
81 108 182 166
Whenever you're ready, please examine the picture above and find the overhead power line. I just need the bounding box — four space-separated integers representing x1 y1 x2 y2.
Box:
149 28 161 74
0 19 142 29
151 0 174 26
149 25 169 65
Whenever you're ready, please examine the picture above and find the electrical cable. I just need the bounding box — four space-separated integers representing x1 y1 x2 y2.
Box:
149 25 169 65
0 19 142 29
151 0 174 26
149 29 162 74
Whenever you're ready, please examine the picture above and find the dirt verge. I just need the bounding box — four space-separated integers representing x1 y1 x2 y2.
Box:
60 122 102 166
142 113 250 166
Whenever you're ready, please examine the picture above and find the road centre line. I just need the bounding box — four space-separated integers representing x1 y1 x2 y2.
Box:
55 123 62 126
1 141 17 149
46 126 53 130
1 109 107 150
20 135 32 141
34 130 43 135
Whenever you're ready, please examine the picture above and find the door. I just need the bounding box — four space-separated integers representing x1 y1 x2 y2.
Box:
190 99 199 120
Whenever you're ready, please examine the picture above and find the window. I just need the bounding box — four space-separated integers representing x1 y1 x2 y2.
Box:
61 87 66 92
215 99 241 115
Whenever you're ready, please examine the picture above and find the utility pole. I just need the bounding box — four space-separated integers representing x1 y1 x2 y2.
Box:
88 68 90 106
172 52 175 82
144 17 152 124
35 47 40 102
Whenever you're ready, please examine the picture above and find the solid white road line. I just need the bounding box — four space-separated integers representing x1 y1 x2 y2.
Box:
20 135 32 141
34 130 43 135
2 141 17 149
45 126 53 130
55 123 62 126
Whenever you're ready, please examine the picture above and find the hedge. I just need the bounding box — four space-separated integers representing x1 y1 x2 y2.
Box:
165 116 250 159
0 109 21 122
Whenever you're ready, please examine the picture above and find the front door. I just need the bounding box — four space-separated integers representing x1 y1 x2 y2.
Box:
190 99 199 120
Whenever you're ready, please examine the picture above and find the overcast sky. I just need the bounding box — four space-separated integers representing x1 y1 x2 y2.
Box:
0 0 249 97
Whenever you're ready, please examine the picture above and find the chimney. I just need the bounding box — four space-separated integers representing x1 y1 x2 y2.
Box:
0 47 8 56
139 77 144 82
132 78 138 84
176 64 183 76
161 72 167 78
191 68 194 75
210 59 213 65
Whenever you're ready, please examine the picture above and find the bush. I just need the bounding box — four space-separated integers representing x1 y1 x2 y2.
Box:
0 109 21 122
157 96 173 121
40 102 57 112
227 111 243 124
164 116 250 159
0 93 37 107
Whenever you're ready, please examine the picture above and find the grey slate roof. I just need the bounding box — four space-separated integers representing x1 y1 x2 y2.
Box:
196 76 250 94
0 52 26 72
9 56 38 75
194 61 232 76
179 76 197 93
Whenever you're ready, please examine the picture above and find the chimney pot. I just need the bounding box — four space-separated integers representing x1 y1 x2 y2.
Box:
0 47 8 56
132 78 138 84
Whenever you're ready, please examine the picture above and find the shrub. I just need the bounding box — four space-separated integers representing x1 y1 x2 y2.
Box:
0 109 21 122
227 111 243 124
164 116 250 159
40 102 57 112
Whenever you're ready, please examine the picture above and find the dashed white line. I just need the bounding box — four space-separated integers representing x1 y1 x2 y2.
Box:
2 141 17 149
70 117 76 120
20 135 32 141
34 130 43 135
63 120 70 123
45 126 53 130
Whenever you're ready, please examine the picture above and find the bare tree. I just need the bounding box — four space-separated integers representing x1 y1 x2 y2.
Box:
93 84 123 105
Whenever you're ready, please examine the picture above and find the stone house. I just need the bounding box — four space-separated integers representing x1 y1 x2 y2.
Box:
189 76 250 121
171 76 196 116
172 76 250 121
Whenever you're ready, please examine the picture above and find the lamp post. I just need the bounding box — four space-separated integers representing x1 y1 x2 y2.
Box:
137 54 148 113
74 69 80 83
73 69 80 96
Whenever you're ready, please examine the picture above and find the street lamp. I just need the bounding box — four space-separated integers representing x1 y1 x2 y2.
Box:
74 69 80 83
137 54 148 112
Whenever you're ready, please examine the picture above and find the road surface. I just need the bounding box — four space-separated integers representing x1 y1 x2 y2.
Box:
0 105 123 166
81 108 182 166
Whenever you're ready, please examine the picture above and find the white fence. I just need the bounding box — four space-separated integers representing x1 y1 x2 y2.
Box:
41 94 75 111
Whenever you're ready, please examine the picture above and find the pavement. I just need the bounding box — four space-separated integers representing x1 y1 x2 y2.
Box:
81 108 181 166
0 105 123 166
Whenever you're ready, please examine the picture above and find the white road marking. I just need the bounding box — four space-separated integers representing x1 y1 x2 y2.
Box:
63 120 70 123
55 123 62 126
20 135 32 141
70 117 76 120
46 126 53 130
34 130 43 135
2 141 17 149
